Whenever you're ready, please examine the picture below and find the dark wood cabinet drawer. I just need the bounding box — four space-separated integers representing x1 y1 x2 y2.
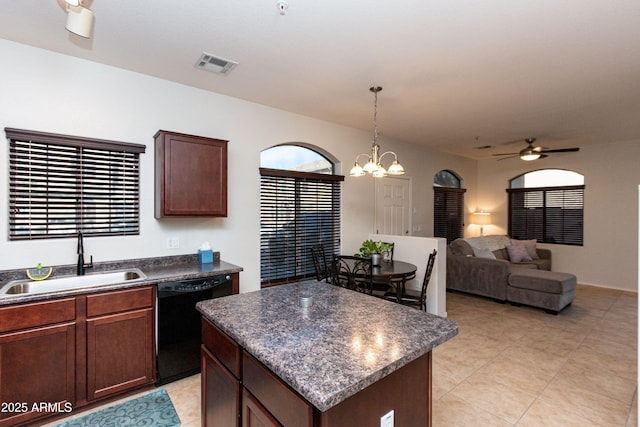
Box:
0 298 75 333
243 352 312 427
86 286 154 317
202 319 241 378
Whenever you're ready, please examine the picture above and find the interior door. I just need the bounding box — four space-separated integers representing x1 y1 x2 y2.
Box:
374 176 411 236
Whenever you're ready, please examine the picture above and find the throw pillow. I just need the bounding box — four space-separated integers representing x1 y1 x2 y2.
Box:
506 244 533 262
472 247 496 259
511 239 539 260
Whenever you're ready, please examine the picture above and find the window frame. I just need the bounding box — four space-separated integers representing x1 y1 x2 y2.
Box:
6 128 146 240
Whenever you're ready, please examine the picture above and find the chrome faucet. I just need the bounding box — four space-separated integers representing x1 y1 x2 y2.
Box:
77 231 93 276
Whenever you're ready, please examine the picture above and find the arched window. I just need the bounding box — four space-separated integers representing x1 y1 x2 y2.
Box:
260 145 333 174
507 169 584 246
260 145 343 286
433 170 466 243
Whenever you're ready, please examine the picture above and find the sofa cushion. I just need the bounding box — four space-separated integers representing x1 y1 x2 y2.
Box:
493 248 508 260
506 244 533 262
465 235 512 252
508 269 577 294
511 239 539 260
472 247 496 259
449 239 474 256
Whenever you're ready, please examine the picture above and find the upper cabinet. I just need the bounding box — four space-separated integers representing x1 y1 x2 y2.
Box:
155 130 228 218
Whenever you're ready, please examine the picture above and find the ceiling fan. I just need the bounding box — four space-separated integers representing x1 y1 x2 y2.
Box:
492 138 580 161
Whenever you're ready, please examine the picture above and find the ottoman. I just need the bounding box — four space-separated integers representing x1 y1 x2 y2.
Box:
507 269 577 314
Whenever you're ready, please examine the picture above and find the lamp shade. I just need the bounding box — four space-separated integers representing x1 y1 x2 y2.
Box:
472 211 491 225
66 6 94 38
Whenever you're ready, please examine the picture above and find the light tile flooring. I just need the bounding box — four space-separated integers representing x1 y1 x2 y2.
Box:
434 284 638 426
49 284 637 426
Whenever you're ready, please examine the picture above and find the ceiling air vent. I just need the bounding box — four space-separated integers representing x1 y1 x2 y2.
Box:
195 52 238 76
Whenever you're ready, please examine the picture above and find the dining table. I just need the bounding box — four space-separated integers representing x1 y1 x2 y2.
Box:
338 257 418 301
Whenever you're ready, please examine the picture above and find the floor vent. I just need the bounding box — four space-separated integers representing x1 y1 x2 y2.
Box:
195 52 238 75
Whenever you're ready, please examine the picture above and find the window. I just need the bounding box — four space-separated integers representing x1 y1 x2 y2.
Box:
6 128 145 240
260 145 342 286
507 169 584 246
433 170 466 244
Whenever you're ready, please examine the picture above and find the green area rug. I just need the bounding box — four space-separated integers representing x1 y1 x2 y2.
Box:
56 389 181 427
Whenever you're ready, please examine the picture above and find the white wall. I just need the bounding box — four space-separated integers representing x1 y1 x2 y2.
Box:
477 140 640 291
0 39 473 292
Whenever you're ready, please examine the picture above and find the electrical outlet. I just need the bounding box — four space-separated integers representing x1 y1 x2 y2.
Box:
167 237 180 249
380 410 394 427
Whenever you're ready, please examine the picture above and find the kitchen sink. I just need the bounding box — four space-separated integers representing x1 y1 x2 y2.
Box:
0 268 147 296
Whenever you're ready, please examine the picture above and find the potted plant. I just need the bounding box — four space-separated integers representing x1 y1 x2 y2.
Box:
356 240 393 266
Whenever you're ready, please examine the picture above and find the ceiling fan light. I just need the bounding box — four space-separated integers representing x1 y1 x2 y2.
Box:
520 147 541 161
65 0 81 6
66 5 94 38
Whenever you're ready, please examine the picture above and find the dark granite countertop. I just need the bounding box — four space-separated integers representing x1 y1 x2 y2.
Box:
196 280 458 412
0 254 243 306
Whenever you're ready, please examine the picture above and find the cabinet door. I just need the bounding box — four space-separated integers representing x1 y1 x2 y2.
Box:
202 346 240 427
155 130 228 217
0 322 75 427
242 389 282 427
86 308 155 401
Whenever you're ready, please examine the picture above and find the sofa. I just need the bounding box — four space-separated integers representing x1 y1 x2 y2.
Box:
447 235 552 302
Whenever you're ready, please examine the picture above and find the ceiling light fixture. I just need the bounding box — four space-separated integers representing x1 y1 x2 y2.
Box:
519 145 541 161
65 1 94 38
350 86 405 178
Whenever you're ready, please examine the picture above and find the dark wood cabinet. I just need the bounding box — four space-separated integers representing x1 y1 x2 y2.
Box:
0 286 156 426
0 299 76 427
202 320 313 427
242 390 281 427
154 130 228 218
202 318 433 427
85 287 155 401
201 318 241 426
202 346 241 427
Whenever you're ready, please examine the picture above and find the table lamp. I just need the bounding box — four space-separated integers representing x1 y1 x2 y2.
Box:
473 211 491 236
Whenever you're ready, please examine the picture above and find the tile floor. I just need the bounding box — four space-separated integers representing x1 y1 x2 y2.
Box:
49 284 637 426
433 284 638 426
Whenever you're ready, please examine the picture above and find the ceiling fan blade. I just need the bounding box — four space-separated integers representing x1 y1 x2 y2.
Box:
539 147 580 154
492 152 518 156
496 154 520 161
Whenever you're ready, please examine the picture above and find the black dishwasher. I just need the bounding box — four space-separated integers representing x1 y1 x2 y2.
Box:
156 274 233 385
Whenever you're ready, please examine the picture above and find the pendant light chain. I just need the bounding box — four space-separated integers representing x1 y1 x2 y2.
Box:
373 87 379 145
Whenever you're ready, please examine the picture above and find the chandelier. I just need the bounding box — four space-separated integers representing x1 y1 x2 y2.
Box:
350 86 405 178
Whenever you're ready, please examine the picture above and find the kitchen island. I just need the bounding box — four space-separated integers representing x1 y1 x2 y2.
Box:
196 280 458 426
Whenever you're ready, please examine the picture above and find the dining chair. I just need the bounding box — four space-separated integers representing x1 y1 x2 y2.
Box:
330 255 373 295
383 250 437 311
311 244 330 282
